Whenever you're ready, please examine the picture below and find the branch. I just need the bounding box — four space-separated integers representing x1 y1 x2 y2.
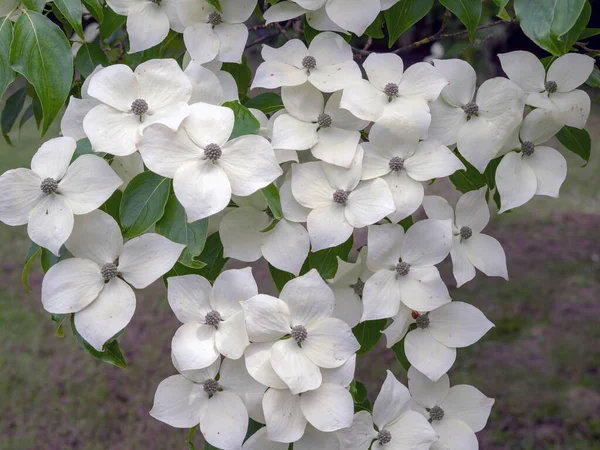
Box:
574 42 600 56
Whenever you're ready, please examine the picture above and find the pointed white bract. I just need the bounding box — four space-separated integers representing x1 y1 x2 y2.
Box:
41 210 184 350
0 137 122 255
423 187 508 287
408 366 495 449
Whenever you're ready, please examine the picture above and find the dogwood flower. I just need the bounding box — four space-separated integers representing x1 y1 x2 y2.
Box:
105 0 183 53
0 137 122 255
178 0 256 64
384 302 493 381
169 268 257 370
361 220 452 321
138 102 282 221
361 123 465 222
423 187 508 287
428 59 525 172
185 59 238 105
291 147 396 251
261 355 357 443
340 53 448 137
252 32 362 93
83 59 192 156
248 108 299 164
219 193 310 276
243 425 341 450
337 370 437 450
408 366 495 450
241 270 360 394
61 65 103 142
496 109 568 213
41 210 184 350
264 0 401 37
151 357 266 450
499 51 594 129
271 83 369 168
327 247 372 328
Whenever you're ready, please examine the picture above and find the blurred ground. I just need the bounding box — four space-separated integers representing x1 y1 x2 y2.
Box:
0 99 599 450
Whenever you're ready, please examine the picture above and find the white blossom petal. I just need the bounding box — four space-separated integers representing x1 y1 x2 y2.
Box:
337 410 377 450
549 90 591 129
527 146 567 197
380 410 438 450
244 341 287 389
428 301 494 348
422 195 454 222
382 305 413 348
300 383 354 431
361 270 403 321
312 128 361 168
150 375 206 428
241 294 292 342
339 79 388 122
214 23 248 64
433 59 476 107
264 2 307 24
383 171 424 223
331 286 362 328
281 269 335 324
441 385 494 432
399 266 451 312
497 51 545 93
398 62 448 102
127 2 170 54
200 391 248 450
0 169 43 226
462 233 509 280
364 53 403 91
83 104 141 156
401 219 452 267
404 140 465 181
366 223 403 272
431 419 479 450
185 102 235 148
405 328 456 382
61 97 99 141
272 114 320 150
65 210 123 265
428 99 466 146
167 274 213 323
252 61 308 90
183 23 220 64
262 219 310 276
220 207 269 262
496 152 537 213
455 187 489 232
211 267 258 317
111 153 144 191
263 387 308 443
171 322 219 371
271 338 323 394
307 203 353 252
451 238 476 288
281 82 324 122
31 137 77 180
87 64 138 111
28 194 74 255
547 53 595 93
303 317 359 368
372 370 411 429
215 310 249 359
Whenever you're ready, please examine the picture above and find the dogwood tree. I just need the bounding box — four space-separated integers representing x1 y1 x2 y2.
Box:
0 0 597 449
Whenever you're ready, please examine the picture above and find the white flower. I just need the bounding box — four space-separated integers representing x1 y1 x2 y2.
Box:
41 210 184 350
242 424 341 450
138 102 283 221
184 59 239 105
178 0 256 64
0 137 122 255
219 192 310 276
361 220 452 321
408 366 495 450
384 302 493 381
327 247 372 328
337 370 437 450
106 0 183 53
169 268 257 370
110 153 145 191
61 65 104 142
496 109 568 213
499 51 594 129
264 0 401 37
83 59 192 156
260 355 357 443
151 357 266 450
428 59 525 172
340 53 448 137
271 82 369 168
251 108 300 165
291 147 396 251
241 270 360 394
423 187 508 287
251 32 362 93
361 124 465 222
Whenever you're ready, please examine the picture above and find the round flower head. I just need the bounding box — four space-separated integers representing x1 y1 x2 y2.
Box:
0 137 122 255
138 102 282 222
499 50 594 129
252 32 362 93
82 59 192 156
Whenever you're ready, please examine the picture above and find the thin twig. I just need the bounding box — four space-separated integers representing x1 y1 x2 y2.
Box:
574 42 600 55
245 31 281 49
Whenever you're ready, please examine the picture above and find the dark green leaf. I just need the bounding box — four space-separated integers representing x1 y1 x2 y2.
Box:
100 190 123 225
119 171 171 238
53 0 84 39
350 380 372 412
205 0 222 12
0 18 16 101
398 215 413 231
484 156 503 190
196 233 229 282
51 313 67 338
245 419 265 440
579 27 600 39
221 61 252 99
19 104 34 129
187 426 197 450
303 17 319 45
72 137 93 159
301 234 353 280
99 8 127 41
439 0 482 42
83 0 104 23
70 315 128 369
10 11 73 134
22 242 41 292
391 338 411 371
155 194 209 266
21 0 45 12
449 153 487 192
515 0 586 55
1 86 26 138
353 319 386 355
245 92 284 115
41 246 68 273
556 125 591 166
204 442 219 450
268 263 295 292
555 1 590 54
384 0 434 47
260 184 283 220
586 64 600 88
223 100 261 139
75 42 109 78
365 13 385 39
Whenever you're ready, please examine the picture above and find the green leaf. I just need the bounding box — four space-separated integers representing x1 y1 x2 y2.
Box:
72 137 93 159
492 0 510 18
204 442 219 450
556 125 591 166
449 153 487 193
52 0 84 39
302 234 353 280
555 1 591 54
384 0 434 47
586 65 600 88
196 232 229 282
205 0 222 12
119 171 171 238
155 194 209 266
51 313 67 338
19 104 34 129
75 42 109 78
100 190 123 225
223 100 261 139
187 426 197 450
350 380 372 412
268 263 295 292
221 61 252 100
82 0 104 23
21 0 45 12
439 0 482 42
40 246 68 273
99 8 127 41
245 419 265 441
303 17 319 45
579 27 600 39
365 12 385 39
391 338 411 371
245 92 284 115
22 242 41 292
0 18 16 101
484 156 503 190
260 184 283 220
398 215 413 231
10 11 73 135
1 85 26 140
71 315 128 369
514 0 586 55
353 319 387 356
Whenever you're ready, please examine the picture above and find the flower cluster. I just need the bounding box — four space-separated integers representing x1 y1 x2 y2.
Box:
0 1 596 449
